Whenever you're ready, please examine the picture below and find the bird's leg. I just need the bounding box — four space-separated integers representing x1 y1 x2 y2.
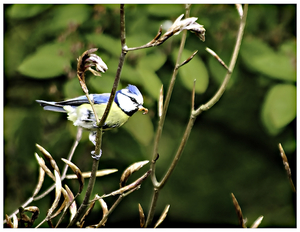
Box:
89 131 102 160
91 149 102 160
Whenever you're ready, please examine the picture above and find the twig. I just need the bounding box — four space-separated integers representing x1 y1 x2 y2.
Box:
67 4 128 227
145 4 192 228
195 4 248 115
145 4 248 227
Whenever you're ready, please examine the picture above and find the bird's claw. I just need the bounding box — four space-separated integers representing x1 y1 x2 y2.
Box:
91 149 102 160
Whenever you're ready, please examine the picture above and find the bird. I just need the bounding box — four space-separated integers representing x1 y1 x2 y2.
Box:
36 84 148 157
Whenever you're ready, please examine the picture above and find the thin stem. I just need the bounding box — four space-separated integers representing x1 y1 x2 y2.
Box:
68 4 127 227
195 4 248 115
146 5 191 228
145 4 248 227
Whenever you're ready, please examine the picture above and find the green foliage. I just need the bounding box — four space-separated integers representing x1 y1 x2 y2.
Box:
18 42 72 78
240 37 296 82
261 84 296 135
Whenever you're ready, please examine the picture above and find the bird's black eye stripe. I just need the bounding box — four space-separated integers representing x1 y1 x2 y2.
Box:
130 97 138 104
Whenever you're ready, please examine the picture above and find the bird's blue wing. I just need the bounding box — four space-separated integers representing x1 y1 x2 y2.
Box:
56 93 110 106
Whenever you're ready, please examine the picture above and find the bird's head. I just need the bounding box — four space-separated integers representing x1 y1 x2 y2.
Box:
115 85 148 116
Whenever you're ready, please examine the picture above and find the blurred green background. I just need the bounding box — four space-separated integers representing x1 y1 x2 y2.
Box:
4 4 296 228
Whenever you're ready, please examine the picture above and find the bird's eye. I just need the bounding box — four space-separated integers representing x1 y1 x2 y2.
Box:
130 97 138 104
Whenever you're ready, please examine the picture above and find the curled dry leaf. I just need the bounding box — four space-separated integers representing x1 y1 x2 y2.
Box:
32 165 45 197
12 214 18 228
47 170 62 219
108 170 151 196
35 153 55 181
49 188 69 220
154 204 170 228
24 206 40 223
138 203 145 228
65 185 77 222
36 144 60 176
62 158 84 193
97 195 108 226
251 215 264 228
120 160 149 187
66 169 118 179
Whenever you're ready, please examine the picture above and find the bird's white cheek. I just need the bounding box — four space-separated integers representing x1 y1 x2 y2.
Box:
117 95 136 112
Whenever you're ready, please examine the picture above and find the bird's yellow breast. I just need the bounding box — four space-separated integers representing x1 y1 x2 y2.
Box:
64 102 130 130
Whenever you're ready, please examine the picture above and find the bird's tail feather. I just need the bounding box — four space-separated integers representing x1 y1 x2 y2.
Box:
36 100 67 113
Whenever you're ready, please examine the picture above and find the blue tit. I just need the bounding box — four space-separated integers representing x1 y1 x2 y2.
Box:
36 84 148 146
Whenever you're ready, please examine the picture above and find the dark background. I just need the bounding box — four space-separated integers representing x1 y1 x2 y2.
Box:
4 4 296 228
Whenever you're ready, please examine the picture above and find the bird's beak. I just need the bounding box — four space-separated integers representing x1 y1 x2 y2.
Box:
138 105 148 114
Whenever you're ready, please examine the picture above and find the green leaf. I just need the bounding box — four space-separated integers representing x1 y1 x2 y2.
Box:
123 112 154 146
137 66 162 101
240 37 296 82
85 33 121 57
7 4 52 19
138 50 167 71
63 78 85 99
147 4 184 17
18 42 71 78
87 74 115 94
48 4 92 32
172 48 209 94
261 84 296 135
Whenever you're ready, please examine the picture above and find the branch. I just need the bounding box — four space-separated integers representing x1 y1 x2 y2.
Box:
194 4 248 115
67 4 127 227
145 4 192 228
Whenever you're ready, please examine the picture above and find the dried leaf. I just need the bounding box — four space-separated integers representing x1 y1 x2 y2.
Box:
231 193 246 228
154 205 170 228
24 206 40 223
5 214 13 228
65 169 118 179
62 158 84 193
108 170 151 197
32 165 45 197
120 160 149 187
47 170 62 219
36 144 60 175
65 185 77 222
98 196 108 226
279 143 296 192
138 203 145 228
49 188 69 219
35 153 55 181
12 214 18 228
251 215 264 228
